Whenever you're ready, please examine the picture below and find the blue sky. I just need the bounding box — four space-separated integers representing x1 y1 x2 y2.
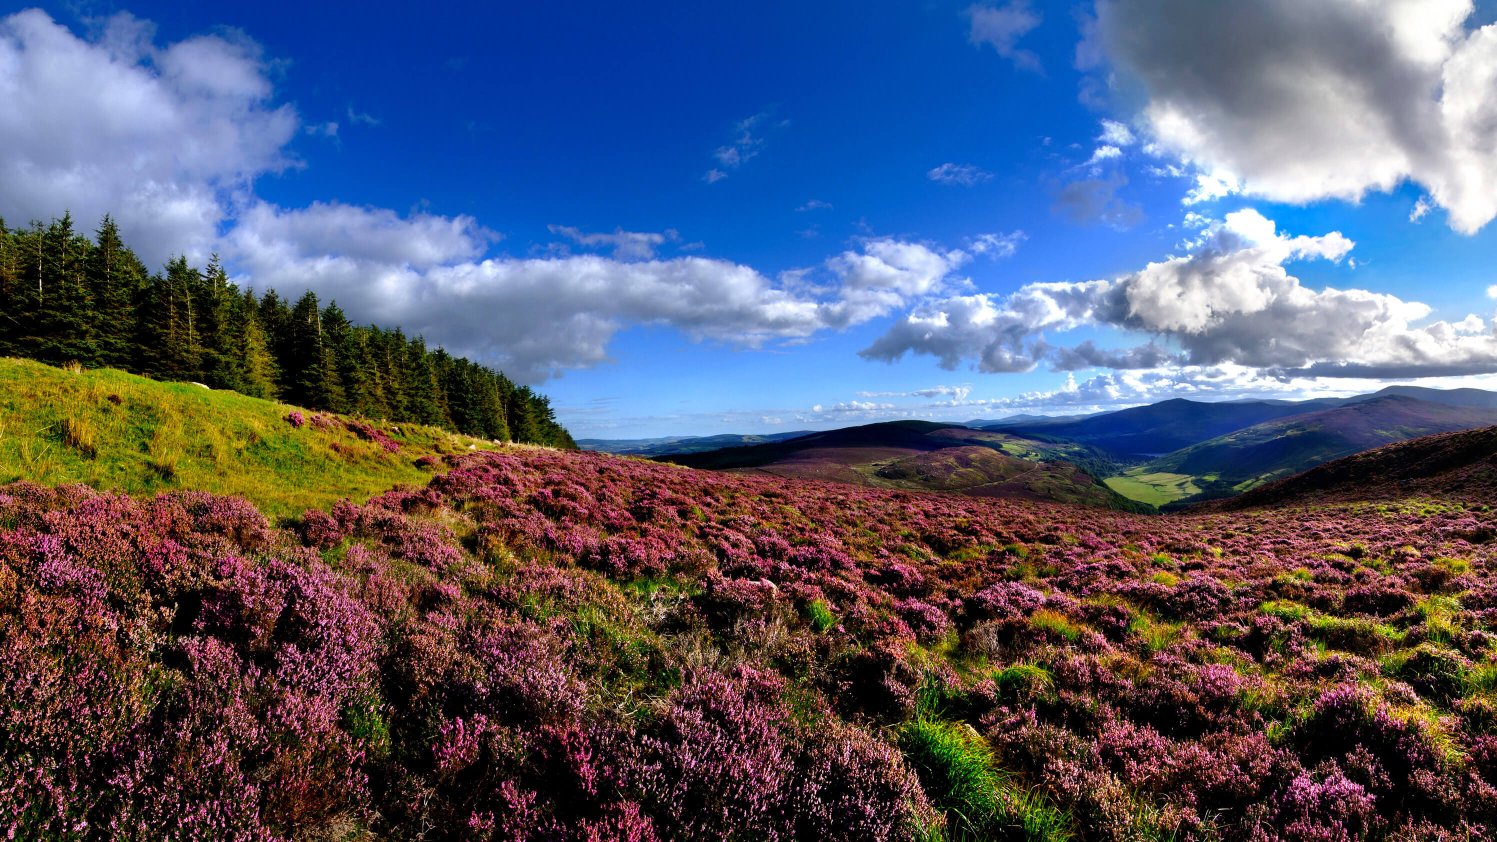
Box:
6 1 1497 438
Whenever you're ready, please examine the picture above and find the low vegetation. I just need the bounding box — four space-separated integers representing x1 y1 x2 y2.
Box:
4 436 1497 838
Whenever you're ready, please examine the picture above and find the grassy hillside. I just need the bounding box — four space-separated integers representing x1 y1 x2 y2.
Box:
0 357 500 518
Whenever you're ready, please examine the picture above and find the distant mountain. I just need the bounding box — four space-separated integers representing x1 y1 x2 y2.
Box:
1133 395 1497 506
967 412 1095 429
660 421 964 470
1213 423 1497 509
1363 385 1497 409
577 430 814 457
997 398 1344 460
660 421 1145 510
993 388 1497 462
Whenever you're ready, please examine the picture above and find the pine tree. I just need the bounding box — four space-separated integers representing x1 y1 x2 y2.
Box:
287 291 344 410
0 219 20 356
142 257 206 380
403 337 446 426
199 255 243 389
320 302 357 414
87 216 146 369
236 288 280 399
0 211 573 447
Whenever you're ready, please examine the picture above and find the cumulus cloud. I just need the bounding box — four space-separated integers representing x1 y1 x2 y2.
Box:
227 203 971 382
864 209 1497 378
967 2 1043 71
1091 0 1497 233
0 8 297 265
927 162 993 186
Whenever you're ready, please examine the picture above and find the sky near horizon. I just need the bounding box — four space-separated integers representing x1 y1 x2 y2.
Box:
6 2 1497 438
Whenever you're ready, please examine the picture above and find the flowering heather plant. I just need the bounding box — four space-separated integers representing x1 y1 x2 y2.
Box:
2 446 1497 837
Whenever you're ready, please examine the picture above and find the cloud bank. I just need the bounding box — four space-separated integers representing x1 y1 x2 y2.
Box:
1090 0 1497 232
0 9 296 263
863 209 1497 378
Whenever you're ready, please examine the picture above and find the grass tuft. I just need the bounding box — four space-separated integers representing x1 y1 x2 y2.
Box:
900 716 1072 841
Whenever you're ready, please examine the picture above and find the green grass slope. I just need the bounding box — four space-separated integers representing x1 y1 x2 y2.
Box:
0 357 501 518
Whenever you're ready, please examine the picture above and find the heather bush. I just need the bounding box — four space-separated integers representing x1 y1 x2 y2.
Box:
0 445 1494 837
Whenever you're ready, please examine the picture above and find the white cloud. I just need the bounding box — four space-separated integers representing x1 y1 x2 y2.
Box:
857 385 973 401
970 230 1026 259
0 9 297 266
1098 119 1135 147
927 162 993 186
547 225 681 260
797 199 833 212
1086 144 1123 166
864 209 1497 378
816 401 898 414
229 204 970 382
1091 0 1497 233
967 2 1043 71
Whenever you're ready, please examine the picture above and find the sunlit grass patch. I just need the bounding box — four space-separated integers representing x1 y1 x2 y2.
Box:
1029 608 1085 643
0 357 499 518
899 717 1072 841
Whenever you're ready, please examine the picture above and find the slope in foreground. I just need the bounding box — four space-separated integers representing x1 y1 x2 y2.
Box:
4 440 1497 839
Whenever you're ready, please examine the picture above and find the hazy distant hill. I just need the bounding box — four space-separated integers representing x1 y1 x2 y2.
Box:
996 398 1342 460
578 430 813 457
1136 395 1497 506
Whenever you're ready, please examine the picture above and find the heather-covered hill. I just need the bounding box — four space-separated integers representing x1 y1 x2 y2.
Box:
7 444 1497 839
1222 423 1497 510
659 420 1139 510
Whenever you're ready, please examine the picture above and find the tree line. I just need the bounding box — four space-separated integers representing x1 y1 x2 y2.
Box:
0 213 574 448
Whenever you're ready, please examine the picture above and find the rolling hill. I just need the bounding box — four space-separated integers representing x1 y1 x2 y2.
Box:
1217 422 1497 509
577 430 814 457
1110 396 1497 507
660 420 1144 510
995 397 1343 460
